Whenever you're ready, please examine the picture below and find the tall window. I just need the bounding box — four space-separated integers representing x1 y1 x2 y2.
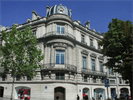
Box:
90 39 93 46
56 73 64 80
109 68 114 75
57 25 65 34
56 50 65 64
83 57 86 69
100 62 103 72
98 43 101 50
16 75 21 81
81 35 85 42
91 59 95 71
2 75 6 81
84 76 87 82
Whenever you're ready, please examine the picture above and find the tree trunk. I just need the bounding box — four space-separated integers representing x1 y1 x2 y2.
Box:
10 76 15 100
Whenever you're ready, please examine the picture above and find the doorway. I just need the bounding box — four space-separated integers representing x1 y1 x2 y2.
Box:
54 87 65 100
0 86 4 97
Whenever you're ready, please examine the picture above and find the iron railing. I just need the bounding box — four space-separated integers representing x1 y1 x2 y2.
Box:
41 63 77 72
43 31 76 40
82 68 107 77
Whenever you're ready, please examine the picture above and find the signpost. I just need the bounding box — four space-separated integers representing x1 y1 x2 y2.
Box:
105 79 109 98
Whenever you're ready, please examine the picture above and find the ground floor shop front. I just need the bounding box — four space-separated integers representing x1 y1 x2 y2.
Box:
0 82 130 100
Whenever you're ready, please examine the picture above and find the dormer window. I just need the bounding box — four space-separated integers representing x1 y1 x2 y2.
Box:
57 25 65 34
58 7 64 13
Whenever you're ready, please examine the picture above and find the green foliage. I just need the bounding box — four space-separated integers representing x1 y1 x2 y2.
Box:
1 25 44 78
99 18 132 82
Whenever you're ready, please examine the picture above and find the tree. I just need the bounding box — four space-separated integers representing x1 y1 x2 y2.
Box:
1 25 44 100
99 18 132 98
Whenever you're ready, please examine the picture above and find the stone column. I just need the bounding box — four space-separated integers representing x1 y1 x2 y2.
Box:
51 45 54 64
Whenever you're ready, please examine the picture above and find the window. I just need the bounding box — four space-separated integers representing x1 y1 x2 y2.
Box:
83 57 86 69
98 43 101 50
119 78 122 84
109 68 114 75
32 30 36 36
2 75 6 81
100 62 103 72
27 76 31 81
57 25 65 34
16 75 21 81
91 59 95 71
90 39 93 46
33 30 36 36
84 76 87 82
56 50 65 64
110 80 115 84
81 35 85 42
56 73 64 80
93 78 96 83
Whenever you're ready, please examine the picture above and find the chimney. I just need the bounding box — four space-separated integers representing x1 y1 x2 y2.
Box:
85 20 90 29
32 10 37 20
46 5 50 15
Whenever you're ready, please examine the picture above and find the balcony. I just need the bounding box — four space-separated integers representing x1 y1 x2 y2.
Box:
82 68 107 77
41 63 77 72
43 31 76 40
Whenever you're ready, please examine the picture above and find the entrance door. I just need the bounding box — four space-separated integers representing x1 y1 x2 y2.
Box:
0 87 4 97
111 88 116 99
54 87 65 100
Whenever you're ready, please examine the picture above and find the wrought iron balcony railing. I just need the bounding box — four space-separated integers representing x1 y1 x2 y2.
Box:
41 63 77 72
43 31 76 40
82 68 107 77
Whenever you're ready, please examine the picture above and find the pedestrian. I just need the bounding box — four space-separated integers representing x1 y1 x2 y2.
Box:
77 94 80 100
85 95 88 100
100 94 102 99
114 94 117 100
83 92 86 100
56 96 59 100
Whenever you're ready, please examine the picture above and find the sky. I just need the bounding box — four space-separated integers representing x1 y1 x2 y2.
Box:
0 0 132 33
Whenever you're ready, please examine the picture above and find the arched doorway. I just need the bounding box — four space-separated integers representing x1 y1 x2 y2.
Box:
94 88 105 100
15 86 31 99
83 88 90 99
54 87 65 100
120 88 128 95
0 86 4 97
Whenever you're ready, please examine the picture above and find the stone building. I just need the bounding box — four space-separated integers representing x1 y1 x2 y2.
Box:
0 4 130 100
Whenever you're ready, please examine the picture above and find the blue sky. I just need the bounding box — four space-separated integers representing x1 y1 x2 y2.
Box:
0 1 132 33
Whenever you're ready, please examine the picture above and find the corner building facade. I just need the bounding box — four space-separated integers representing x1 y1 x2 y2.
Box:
0 4 130 100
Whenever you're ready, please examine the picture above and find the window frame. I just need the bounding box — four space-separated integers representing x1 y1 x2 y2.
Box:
56 73 65 80
56 25 65 34
81 34 85 43
82 56 87 69
100 61 103 72
91 59 95 71
90 38 93 47
55 50 65 64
